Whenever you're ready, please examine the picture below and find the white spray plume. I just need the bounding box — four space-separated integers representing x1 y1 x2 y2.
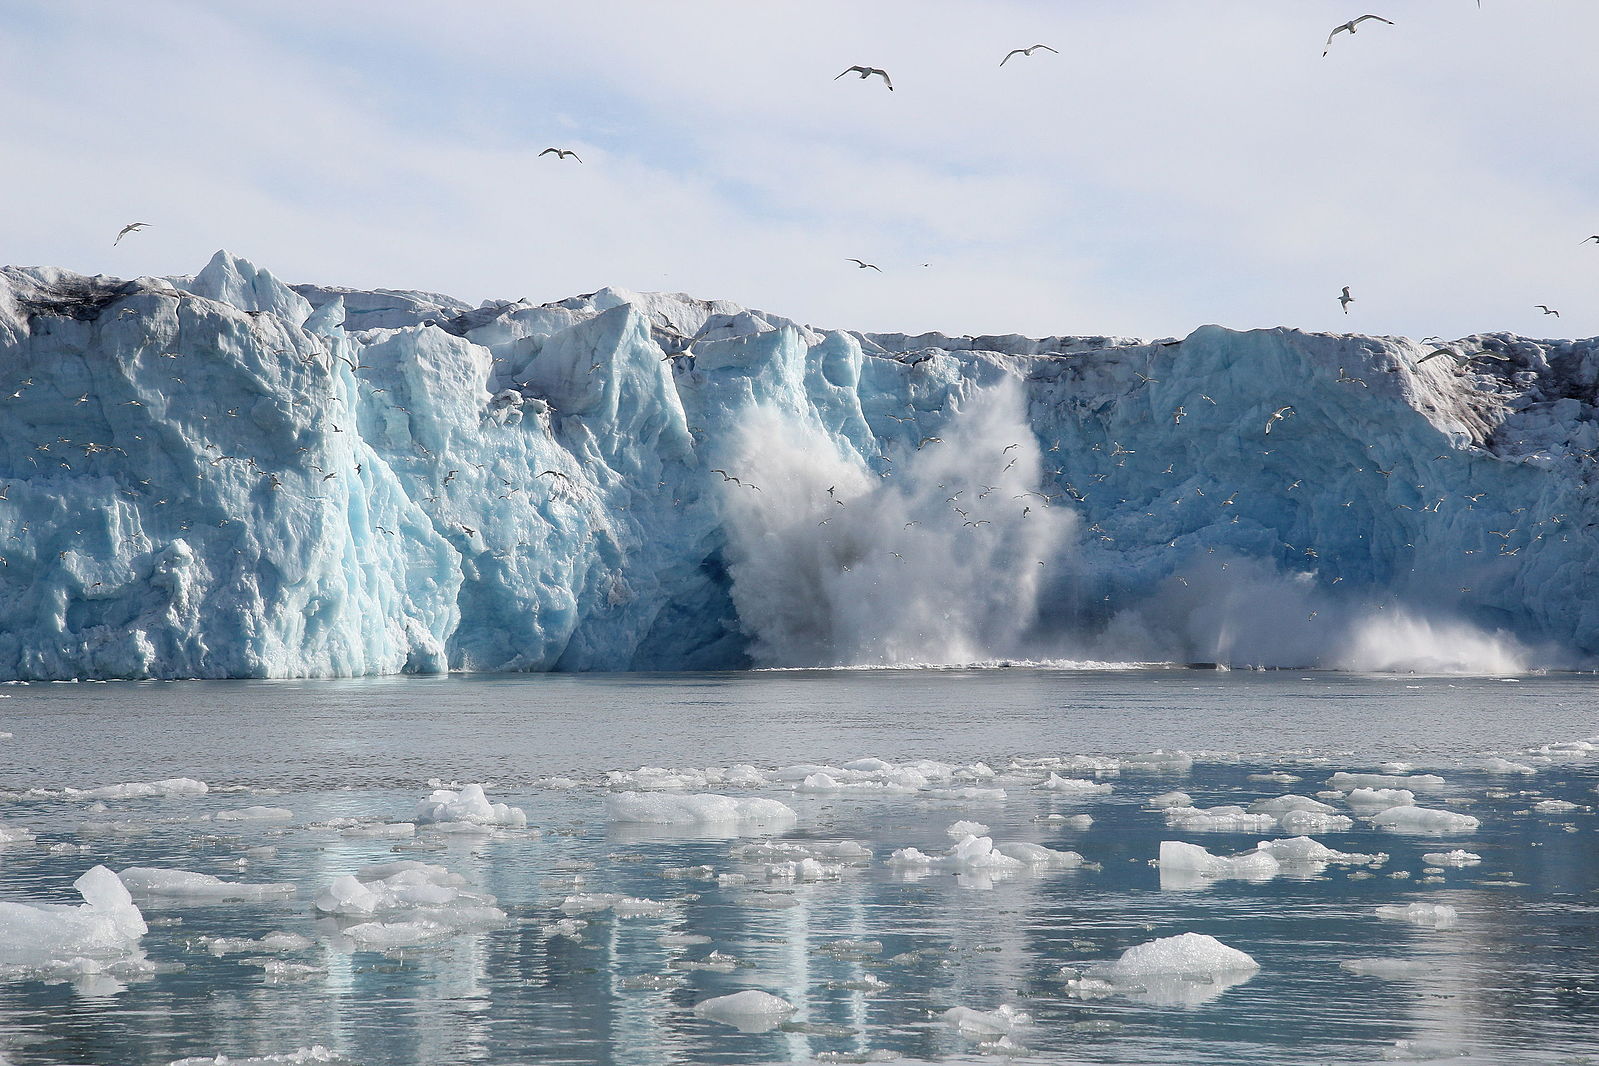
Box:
716 381 1075 667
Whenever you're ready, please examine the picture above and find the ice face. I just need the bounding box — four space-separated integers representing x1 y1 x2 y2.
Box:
4 252 1599 677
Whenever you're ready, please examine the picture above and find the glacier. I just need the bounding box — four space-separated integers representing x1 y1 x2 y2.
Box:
1 250 1596 679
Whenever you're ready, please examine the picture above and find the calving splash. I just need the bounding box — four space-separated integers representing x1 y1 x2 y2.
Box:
0 252 1590 678
717 385 1073 667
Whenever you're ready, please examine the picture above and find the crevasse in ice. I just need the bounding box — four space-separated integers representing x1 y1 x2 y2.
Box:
3 251 1596 678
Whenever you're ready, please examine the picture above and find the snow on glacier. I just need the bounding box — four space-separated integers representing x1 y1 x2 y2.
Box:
2 250 1597 678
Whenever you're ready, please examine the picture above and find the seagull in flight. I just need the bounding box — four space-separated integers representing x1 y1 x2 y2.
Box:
1338 286 1354 313
1535 304 1560 317
1264 406 1295 434
846 258 882 272
1324 15 1395 56
114 222 151 245
835 66 892 90
539 148 582 162
1000 43 1058 66
1581 235 1598 244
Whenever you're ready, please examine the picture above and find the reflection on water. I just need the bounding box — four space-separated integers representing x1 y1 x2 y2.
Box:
0 671 1595 1065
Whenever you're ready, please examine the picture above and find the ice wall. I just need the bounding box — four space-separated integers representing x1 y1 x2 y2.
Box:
0 251 1594 678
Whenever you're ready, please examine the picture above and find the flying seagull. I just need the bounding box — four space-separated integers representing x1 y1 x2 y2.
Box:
846 258 883 272
1338 286 1354 313
1582 235 1598 244
114 222 150 245
835 66 893 90
1535 304 1560 317
1264 406 1295 435
539 148 582 162
1324 15 1395 56
1000 44 1058 66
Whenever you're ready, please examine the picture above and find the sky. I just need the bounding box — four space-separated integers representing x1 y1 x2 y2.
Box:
2 0 1596 341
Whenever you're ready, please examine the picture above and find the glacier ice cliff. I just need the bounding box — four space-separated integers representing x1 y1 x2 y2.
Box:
1 250 1596 679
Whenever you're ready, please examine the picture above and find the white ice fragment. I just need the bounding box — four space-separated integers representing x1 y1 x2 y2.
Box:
1147 791 1192 809
1158 841 1279 886
1248 795 1337 816
994 842 1088 869
168 1047 347 1065
1421 850 1481 867
1466 757 1537 774
693 989 795 1032
0 821 37 845
1036 773 1113 795
1164 805 1278 832
946 820 990 839
605 792 796 829
0 866 148 971
1375 903 1459 928
1085 932 1259 1005
119 868 296 902
214 806 294 823
342 920 452 950
1328 772 1445 791
1532 799 1580 812
1347 787 1416 809
1121 750 1193 772
940 1004 1031 1035
541 918 588 939
1370 806 1480 833
1340 958 1435 980
762 858 841 881
1254 837 1380 865
65 778 208 801
204 932 314 956
412 784 526 827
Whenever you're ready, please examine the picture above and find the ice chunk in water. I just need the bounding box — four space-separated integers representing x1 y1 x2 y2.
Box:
1158 841 1279 888
119 868 296 903
66 778 208 800
1375 903 1459 927
693 989 795 1032
0 866 147 971
1254 837 1381 865
994 842 1088 869
1036 774 1113 795
1422 850 1482 867
214 807 293 822
946 820 990 839
203 932 314 956
1347 787 1416 809
1466 757 1537 774
1532 799 1580 812
168 1046 348 1065
940 1004 1031 1034
0 821 36 844
1147 791 1192 809
413 784 526 827
1328 772 1445 791
1340 958 1435 980
1084 932 1260 1006
606 792 796 829
1121 751 1194 772
1164 805 1278 832
1370 807 1480 833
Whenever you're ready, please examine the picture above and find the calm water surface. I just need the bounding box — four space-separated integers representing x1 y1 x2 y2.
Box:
0 669 1595 1066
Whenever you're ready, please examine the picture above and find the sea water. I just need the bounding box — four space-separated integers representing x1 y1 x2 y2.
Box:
0 669 1595 1065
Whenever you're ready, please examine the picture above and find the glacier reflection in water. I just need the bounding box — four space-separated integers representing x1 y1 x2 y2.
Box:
0 669 1596 1065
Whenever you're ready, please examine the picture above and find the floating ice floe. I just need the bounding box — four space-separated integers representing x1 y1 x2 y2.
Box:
1531 799 1580 812
0 866 151 982
1253 837 1383 866
1421 849 1481 867
1346 787 1416 810
1164 805 1279 833
313 861 506 944
730 840 871 863
1375 903 1459 928
1147 791 1193 809
1327 772 1445 792
202 932 314 957
119 868 296 903
168 1047 349 1065
940 1004 1031 1035
1035 773 1113 795
1340 958 1436 980
890 834 1085 875
693 989 795 1032
559 893 671 918
761 858 841 881
1158 840 1280 887
412 784 527 828
946 820 990 838
1369 806 1480 833
606 792 796 831
1465 756 1538 774
1120 751 1194 773
541 917 588 939
0 820 36 845
64 778 208 801
1072 932 1259 1006
214 806 294 823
